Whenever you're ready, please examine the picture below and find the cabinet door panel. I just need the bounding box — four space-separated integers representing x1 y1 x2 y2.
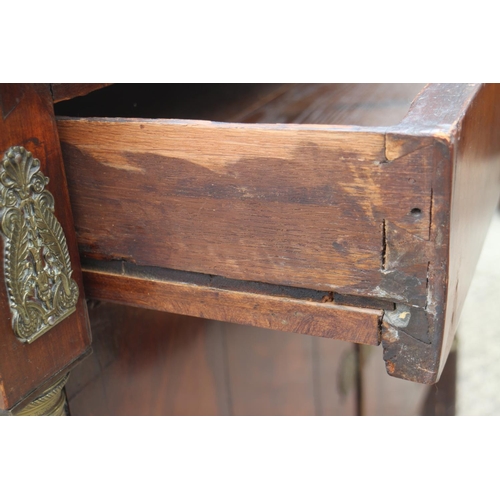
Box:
67 303 357 416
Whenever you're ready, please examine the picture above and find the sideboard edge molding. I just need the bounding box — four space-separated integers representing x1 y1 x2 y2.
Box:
82 263 383 347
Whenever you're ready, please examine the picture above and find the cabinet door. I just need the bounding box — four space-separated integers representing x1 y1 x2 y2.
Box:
67 302 357 416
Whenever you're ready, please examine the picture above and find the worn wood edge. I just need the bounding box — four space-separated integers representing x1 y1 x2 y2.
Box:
395 83 481 133
380 138 454 384
381 85 500 384
55 84 480 150
51 84 113 103
0 348 92 415
82 266 382 346
59 117 405 295
56 115 389 135
378 87 487 383
58 91 477 385
82 258 396 310
381 319 439 385
0 84 92 409
439 83 500 378
385 84 482 161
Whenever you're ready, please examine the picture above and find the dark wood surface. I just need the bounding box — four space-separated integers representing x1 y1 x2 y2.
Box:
51 84 112 104
67 302 357 415
54 83 500 386
53 83 423 125
57 120 433 300
220 322 357 416
382 84 500 383
67 302 230 416
440 84 500 376
360 344 429 415
1 82 488 416
67 301 457 416
422 339 457 416
359 341 457 415
231 83 425 126
54 84 283 121
81 260 382 345
0 84 91 410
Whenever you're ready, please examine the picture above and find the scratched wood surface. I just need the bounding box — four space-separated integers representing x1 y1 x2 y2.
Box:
56 85 432 352
56 84 432 309
55 83 500 386
381 84 500 384
66 302 357 416
0 84 91 410
57 121 434 302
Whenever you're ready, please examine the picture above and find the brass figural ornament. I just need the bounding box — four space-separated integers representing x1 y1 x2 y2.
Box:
0 146 79 343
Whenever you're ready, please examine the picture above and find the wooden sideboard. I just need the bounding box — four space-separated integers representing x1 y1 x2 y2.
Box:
1 83 498 415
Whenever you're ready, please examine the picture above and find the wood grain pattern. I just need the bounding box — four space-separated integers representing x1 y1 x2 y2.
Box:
361 340 457 415
231 83 426 126
54 83 424 126
313 334 358 415
0 84 91 410
421 339 457 416
81 261 382 346
51 84 112 103
224 323 356 415
55 83 500 385
441 83 500 375
58 118 434 303
360 344 429 415
66 302 230 415
66 302 357 416
381 84 499 384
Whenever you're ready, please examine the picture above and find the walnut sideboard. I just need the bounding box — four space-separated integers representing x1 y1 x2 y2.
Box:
0 83 499 416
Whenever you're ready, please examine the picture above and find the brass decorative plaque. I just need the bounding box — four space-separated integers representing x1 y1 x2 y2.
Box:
0 146 79 343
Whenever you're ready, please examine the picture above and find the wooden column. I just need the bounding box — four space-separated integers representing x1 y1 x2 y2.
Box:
0 84 91 415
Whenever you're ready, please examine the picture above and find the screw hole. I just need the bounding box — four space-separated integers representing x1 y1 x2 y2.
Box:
410 208 422 216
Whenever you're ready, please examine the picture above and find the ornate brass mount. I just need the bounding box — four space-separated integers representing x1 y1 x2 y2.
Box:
0 146 79 343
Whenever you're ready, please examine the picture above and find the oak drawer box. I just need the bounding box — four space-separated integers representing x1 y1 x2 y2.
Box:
53 83 500 386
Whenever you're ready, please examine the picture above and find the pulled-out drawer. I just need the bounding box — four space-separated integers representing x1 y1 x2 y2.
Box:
55 83 500 384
